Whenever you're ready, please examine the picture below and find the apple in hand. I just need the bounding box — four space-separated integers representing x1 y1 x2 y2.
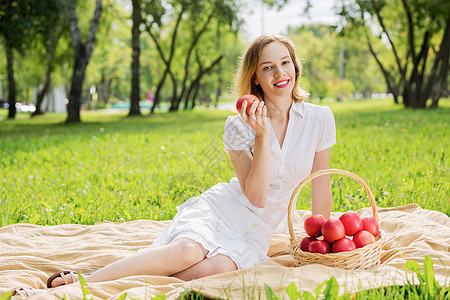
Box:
321 219 345 243
236 94 259 115
299 236 316 252
304 214 327 237
353 230 376 248
332 237 357 253
309 240 331 254
362 217 379 236
339 211 363 236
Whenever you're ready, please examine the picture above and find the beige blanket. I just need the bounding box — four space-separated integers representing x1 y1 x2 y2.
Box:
1 204 449 299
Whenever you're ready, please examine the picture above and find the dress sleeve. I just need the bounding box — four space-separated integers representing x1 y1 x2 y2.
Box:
316 106 336 152
223 115 254 152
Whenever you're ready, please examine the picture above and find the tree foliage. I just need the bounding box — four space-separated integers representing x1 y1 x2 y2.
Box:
85 0 131 110
288 24 384 101
141 0 242 113
0 0 67 118
338 0 450 108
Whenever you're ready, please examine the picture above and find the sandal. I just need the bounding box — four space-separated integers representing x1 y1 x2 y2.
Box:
12 287 41 297
46 270 78 288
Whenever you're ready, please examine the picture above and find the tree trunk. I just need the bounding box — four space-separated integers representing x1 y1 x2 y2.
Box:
168 70 178 112
213 26 222 109
66 56 86 122
66 0 102 123
5 45 16 119
32 56 53 116
148 4 186 114
183 55 223 110
365 32 402 105
32 77 51 116
191 82 201 109
129 0 141 116
428 19 450 108
214 61 223 109
184 78 199 110
151 68 169 113
105 77 113 106
169 4 217 112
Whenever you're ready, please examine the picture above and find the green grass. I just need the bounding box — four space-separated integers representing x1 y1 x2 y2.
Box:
0 99 449 299
2 98 447 226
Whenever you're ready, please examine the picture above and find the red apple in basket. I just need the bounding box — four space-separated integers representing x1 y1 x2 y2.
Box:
299 236 317 252
332 237 357 253
304 214 327 237
353 230 376 248
362 217 379 236
339 211 363 236
309 240 331 254
236 94 258 115
321 219 345 243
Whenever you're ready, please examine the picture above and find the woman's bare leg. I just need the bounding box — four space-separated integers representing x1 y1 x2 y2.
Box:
50 238 208 287
171 254 237 281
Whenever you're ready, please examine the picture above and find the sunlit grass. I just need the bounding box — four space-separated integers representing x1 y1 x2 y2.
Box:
0 99 448 227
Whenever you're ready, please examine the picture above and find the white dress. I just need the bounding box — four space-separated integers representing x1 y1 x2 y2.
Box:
149 101 336 269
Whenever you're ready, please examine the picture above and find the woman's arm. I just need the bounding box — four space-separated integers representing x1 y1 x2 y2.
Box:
228 100 270 208
310 148 332 219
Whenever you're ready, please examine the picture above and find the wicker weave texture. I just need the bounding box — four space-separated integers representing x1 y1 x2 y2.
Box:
287 169 385 270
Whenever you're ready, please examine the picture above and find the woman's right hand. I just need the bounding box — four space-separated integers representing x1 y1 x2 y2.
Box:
230 98 271 208
240 99 269 139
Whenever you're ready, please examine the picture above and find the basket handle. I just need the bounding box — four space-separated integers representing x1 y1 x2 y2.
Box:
287 169 378 248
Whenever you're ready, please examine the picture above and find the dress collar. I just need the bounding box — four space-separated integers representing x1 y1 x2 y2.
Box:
291 101 305 118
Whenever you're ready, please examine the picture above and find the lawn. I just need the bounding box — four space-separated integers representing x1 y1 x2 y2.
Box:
0 98 449 299
1 99 448 227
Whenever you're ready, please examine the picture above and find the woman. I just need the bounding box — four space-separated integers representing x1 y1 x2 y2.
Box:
13 34 336 297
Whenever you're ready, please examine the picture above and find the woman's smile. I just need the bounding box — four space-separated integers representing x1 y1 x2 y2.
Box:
274 79 290 88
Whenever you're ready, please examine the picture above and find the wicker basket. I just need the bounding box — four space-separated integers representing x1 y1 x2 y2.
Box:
287 169 385 270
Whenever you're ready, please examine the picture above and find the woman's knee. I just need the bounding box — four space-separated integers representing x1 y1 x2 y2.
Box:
172 238 207 267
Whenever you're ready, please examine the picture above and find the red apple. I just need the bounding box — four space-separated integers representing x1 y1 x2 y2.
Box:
321 219 345 243
362 217 379 236
309 240 331 254
299 236 316 252
236 94 258 114
339 211 363 236
332 237 357 253
353 230 376 248
304 214 327 237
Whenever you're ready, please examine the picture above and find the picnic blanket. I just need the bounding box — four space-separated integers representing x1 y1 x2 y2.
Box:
0 203 449 299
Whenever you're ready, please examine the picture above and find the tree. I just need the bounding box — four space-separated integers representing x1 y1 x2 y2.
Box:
129 0 142 116
143 0 187 113
0 0 66 119
66 0 103 122
143 0 240 113
288 25 384 101
32 3 67 116
289 25 342 101
338 0 450 108
85 0 131 109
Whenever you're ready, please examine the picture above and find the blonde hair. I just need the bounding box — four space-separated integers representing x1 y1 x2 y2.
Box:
234 34 308 102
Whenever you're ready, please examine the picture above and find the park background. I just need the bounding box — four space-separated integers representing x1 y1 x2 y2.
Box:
1 0 448 120
0 0 449 299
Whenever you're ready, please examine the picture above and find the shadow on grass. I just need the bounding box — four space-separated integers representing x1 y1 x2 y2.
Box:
0 110 232 139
